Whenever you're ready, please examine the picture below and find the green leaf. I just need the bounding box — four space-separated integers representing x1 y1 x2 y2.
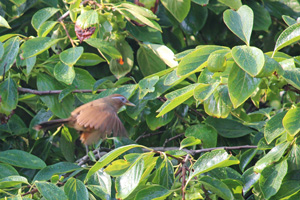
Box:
35 181 68 200
109 40 134 79
137 45 166 76
116 158 144 199
259 159 288 199
85 144 145 182
265 111 287 144
34 162 81 181
194 81 220 103
0 176 28 189
274 180 300 199
146 109 174 131
7 114 28 135
21 37 60 58
181 3 208 35
69 0 81 22
119 8 161 32
180 136 202 149
242 167 260 194
75 53 105 66
59 46 83 66
177 46 229 76
37 73 75 118
156 83 199 117
31 7 60 31
0 77 18 115
0 41 3 59
152 157 174 189
288 143 300 171
192 0 208 5
87 169 111 199
231 45 265 76
134 185 172 200
222 179 243 200
228 63 261 108
218 0 242 10
0 163 18 179
205 117 254 138
273 23 300 55
126 23 163 44
282 68 300 90
185 124 218 148
223 5 253 45
0 36 19 75
282 15 297 26
58 86 76 102
247 0 271 31
0 15 11 29
104 160 131 177
254 141 290 173
147 44 178 68
0 150 46 169
60 127 75 162
161 0 191 22
187 150 239 185
64 178 89 200
139 76 159 99
54 61 76 85
85 38 122 59
203 85 232 118
239 149 258 172
283 107 300 136
25 56 36 75
76 10 99 29
199 176 234 200
38 21 58 37
9 0 26 6
256 54 281 78
119 2 158 19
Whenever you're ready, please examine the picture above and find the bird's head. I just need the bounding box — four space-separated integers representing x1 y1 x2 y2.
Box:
106 94 135 110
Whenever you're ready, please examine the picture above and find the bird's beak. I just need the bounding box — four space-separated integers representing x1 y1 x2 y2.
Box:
125 101 135 106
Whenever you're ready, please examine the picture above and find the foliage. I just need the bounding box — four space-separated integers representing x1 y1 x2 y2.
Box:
1 0 300 199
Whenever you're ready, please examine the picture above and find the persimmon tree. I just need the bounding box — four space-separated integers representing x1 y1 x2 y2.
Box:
1 0 300 199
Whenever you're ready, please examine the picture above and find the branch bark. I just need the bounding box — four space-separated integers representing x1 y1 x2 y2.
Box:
17 87 106 95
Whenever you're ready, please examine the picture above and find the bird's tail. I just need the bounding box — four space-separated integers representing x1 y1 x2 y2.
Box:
34 118 70 131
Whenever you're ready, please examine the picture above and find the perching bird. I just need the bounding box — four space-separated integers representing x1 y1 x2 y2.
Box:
34 94 135 145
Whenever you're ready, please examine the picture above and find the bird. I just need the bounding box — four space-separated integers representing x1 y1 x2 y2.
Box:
34 94 135 145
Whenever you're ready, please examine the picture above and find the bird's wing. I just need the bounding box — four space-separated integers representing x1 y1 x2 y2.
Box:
74 104 127 137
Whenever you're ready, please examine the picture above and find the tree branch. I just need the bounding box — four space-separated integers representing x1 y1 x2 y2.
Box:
181 154 190 200
17 87 106 95
163 133 184 147
75 145 257 166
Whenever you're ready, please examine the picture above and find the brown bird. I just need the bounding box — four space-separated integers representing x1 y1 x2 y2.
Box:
34 94 135 145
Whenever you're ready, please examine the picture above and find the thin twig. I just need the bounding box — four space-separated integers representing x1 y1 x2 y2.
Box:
17 87 106 95
76 147 111 166
135 131 164 142
21 188 38 197
145 145 257 155
58 19 75 47
152 150 184 163
181 154 190 200
57 10 70 22
163 133 184 147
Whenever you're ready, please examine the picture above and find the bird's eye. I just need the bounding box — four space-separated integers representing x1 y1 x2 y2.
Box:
121 97 126 102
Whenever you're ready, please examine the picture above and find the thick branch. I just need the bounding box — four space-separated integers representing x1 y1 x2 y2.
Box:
76 145 257 166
